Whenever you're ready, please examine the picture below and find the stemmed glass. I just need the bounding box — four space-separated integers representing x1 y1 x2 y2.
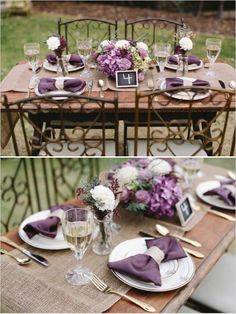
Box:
24 43 40 80
77 38 93 78
153 43 171 79
181 158 204 190
61 208 94 286
205 38 222 77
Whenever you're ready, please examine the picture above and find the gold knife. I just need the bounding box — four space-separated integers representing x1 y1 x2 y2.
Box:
138 231 204 259
208 208 235 221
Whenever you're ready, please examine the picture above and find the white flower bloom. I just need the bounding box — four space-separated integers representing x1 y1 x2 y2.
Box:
147 159 172 176
136 41 148 51
90 185 115 211
115 40 130 50
46 36 60 50
179 37 193 51
100 40 111 48
115 166 138 186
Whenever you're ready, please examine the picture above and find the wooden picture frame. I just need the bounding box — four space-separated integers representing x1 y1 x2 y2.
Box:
175 194 195 226
115 70 138 88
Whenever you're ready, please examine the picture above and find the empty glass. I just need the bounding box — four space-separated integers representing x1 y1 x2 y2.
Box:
24 43 40 77
153 43 171 78
181 158 204 190
206 38 222 77
61 208 94 285
77 38 93 78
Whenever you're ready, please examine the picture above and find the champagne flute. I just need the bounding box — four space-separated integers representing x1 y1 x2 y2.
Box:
206 38 222 77
62 208 94 286
153 43 171 79
24 43 40 78
77 38 93 78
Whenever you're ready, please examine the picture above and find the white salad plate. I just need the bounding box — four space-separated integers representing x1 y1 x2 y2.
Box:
43 59 84 72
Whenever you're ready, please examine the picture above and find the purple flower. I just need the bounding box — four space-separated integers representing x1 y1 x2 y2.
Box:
135 190 150 205
121 188 130 203
138 48 148 58
138 72 145 82
60 36 67 49
138 169 152 182
117 58 132 70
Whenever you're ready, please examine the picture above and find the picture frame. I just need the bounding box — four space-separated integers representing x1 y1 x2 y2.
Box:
175 194 195 226
115 70 138 88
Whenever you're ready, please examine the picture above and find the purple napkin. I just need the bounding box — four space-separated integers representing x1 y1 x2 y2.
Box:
165 77 210 89
38 78 86 94
23 203 76 239
204 187 235 206
108 236 186 286
46 53 84 67
168 55 201 66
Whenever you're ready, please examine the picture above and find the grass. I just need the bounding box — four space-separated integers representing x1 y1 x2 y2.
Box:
1 12 235 80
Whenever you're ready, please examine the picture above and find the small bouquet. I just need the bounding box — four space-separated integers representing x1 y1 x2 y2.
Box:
110 159 182 218
94 39 151 81
46 35 67 76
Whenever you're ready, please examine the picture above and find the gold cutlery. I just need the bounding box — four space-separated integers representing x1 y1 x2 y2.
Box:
88 80 93 96
138 231 204 259
208 208 235 221
98 79 105 98
0 248 32 265
155 224 202 248
0 237 49 266
90 273 157 312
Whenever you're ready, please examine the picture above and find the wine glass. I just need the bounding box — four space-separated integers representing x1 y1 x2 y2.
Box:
181 158 204 190
153 43 171 79
205 38 222 77
24 43 40 78
77 38 93 78
61 207 94 286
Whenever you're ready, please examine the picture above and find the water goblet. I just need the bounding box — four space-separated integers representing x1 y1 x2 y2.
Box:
24 43 40 78
181 158 204 190
153 43 171 78
205 38 222 77
77 38 93 78
61 207 94 286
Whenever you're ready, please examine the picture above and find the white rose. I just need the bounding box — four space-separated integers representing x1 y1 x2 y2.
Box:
115 166 138 186
90 185 115 211
179 37 193 51
100 40 111 48
136 41 148 51
147 159 172 176
115 40 130 50
46 36 60 50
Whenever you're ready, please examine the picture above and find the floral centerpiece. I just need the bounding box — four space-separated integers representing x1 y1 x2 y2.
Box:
46 35 67 76
94 39 151 81
76 178 120 255
175 33 194 75
109 158 182 218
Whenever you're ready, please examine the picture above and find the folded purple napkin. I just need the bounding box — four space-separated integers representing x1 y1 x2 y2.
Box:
23 203 76 239
46 53 84 67
38 77 86 94
165 77 210 89
168 55 201 66
204 186 235 206
108 236 186 286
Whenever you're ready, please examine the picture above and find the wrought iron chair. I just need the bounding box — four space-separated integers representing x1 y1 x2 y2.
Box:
1 158 97 233
2 94 119 156
124 17 187 50
58 18 118 53
124 87 234 156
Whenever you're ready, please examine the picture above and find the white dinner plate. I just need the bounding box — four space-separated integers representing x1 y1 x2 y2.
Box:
109 238 195 292
35 76 86 100
19 210 69 250
166 59 203 71
196 180 236 211
43 59 84 72
160 76 210 100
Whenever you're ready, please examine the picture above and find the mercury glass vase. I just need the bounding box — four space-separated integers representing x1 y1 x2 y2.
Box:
56 55 68 77
92 212 113 256
177 54 188 76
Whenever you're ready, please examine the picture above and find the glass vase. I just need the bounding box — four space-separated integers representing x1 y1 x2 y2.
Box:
92 212 113 256
56 55 68 77
177 54 188 76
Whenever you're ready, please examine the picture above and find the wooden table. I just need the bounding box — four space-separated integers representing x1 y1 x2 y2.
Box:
1 163 235 313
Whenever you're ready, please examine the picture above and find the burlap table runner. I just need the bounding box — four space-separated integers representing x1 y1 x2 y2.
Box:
1 210 183 313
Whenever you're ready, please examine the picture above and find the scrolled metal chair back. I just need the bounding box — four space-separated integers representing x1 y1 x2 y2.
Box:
3 94 119 156
124 17 187 51
58 18 118 53
130 87 234 156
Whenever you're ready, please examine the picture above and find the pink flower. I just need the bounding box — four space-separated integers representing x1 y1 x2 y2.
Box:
138 72 145 82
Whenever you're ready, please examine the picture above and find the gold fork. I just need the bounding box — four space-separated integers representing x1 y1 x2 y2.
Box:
90 274 157 312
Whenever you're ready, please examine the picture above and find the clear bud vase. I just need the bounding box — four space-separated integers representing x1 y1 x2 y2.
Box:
92 212 113 256
177 54 188 77
56 55 68 77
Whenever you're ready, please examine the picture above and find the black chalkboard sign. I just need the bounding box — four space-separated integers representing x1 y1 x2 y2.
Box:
115 70 138 88
175 194 194 226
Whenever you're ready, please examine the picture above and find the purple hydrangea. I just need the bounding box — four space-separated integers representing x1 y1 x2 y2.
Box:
121 188 130 203
135 190 150 204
